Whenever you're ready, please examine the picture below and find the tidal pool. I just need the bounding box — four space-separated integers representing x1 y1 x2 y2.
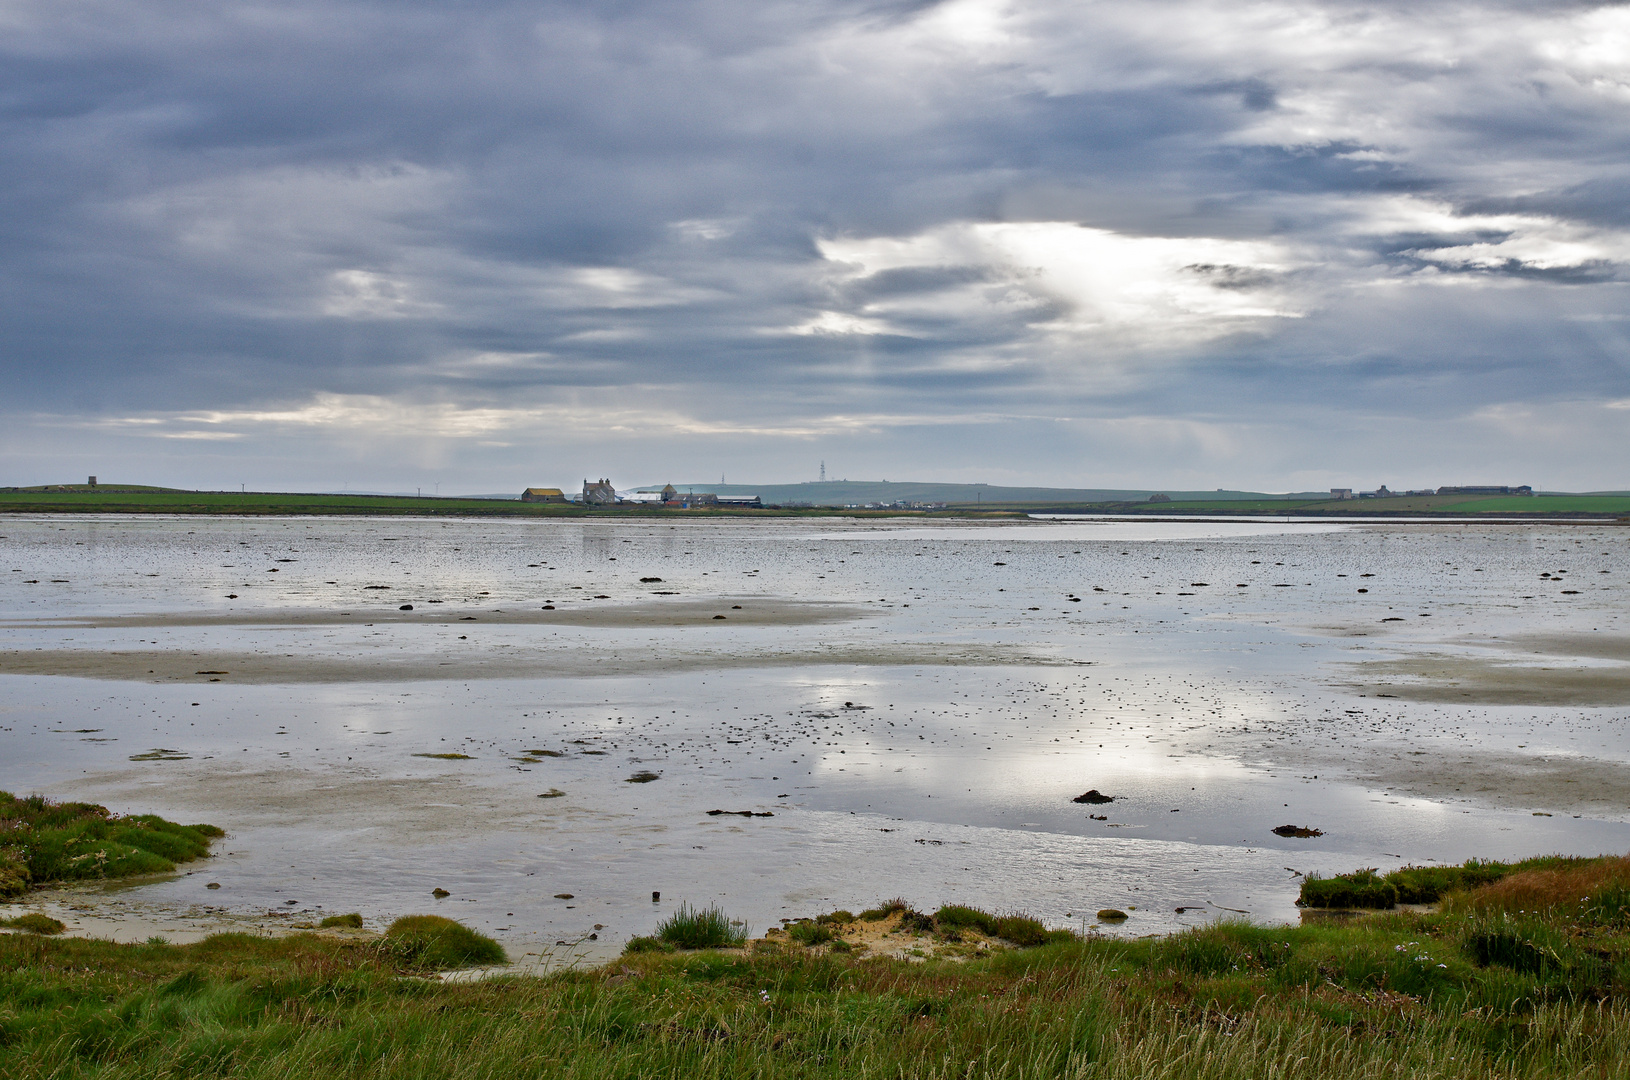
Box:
1 514 1626 961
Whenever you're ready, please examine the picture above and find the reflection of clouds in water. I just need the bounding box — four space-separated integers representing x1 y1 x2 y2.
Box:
5 515 1630 957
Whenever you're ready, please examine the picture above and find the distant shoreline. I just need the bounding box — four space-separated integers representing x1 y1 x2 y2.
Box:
2 487 1628 520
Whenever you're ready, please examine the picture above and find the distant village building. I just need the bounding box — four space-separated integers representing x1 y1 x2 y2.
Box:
582 478 616 504
521 487 565 503
1437 485 1533 496
661 484 677 501
1330 489 1354 500
87 476 97 487
716 494 763 507
1147 493 1170 503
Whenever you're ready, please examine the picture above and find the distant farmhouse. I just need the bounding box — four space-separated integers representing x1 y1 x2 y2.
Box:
582 478 617 504
1329 485 1532 500
625 483 763 508
520 487 566 503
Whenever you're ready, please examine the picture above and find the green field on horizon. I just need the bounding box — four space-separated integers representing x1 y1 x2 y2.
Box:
2 486 1627 518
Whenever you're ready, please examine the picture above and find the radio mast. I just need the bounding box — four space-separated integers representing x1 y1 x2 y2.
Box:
819 460 826 482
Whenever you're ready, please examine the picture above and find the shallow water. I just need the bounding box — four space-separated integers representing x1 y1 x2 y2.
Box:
1 514 1627 960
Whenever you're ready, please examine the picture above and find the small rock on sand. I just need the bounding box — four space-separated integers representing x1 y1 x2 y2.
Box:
1072 789 1115 804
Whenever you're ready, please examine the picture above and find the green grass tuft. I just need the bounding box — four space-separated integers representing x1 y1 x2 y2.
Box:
858 898 908 921
1300 868 1398 909
654 904 746 950
2 913 65 935
382 915 505 969
787 921 836 946
621 935 676 954
993 914 1052 948
0 791 220 897
318 913 364 929
934 904 998 935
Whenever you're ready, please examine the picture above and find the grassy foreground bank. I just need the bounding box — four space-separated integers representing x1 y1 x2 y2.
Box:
4 857 1630 1079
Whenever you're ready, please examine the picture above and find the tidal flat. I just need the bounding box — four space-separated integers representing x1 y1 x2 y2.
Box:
0 514 1626 961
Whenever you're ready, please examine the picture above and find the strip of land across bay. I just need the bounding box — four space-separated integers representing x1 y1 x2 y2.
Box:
4 481 1629 517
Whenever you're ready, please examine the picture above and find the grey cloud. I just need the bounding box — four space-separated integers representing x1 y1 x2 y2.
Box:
1 0 1628 487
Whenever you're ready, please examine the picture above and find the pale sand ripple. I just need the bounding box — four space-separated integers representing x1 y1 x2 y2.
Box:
0 597 864 630
0 643 1073 683
1340 651 1630 706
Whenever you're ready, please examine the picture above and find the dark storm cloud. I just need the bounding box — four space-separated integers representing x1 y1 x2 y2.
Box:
1 0 1628 488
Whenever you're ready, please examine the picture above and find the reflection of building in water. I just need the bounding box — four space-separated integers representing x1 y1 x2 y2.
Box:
521 487 565 503
582 478 616 504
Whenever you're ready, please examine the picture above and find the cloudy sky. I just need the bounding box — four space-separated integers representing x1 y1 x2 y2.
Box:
3 0 1629 492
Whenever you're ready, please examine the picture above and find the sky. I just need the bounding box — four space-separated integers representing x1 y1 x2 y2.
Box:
3 0 1629 493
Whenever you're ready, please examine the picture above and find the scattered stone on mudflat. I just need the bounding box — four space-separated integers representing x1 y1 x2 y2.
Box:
1072 789 1115 804
206 882 221 889
707 809 774 817
537 788 566 798
554 893 574 899
399 604 413 610
432 888 450 898
626 770 661 783
1273 825 1324 838
1096 909 1128 921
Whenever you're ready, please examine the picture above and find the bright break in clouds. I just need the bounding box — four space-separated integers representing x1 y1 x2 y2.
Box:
2 0 1628 490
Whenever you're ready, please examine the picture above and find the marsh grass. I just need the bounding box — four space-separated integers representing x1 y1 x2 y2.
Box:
1302 856 1619 910
318 913 364 929
0 791 222 898
1 913 64 934
933 905 997 936
858 899 907 921
381 915 505 969
786 921 835 947
6 868 1630 1080
1445 857 1630 922
655 904 747 950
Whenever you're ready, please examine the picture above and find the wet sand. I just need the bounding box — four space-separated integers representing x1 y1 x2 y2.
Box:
0 596 864 630
1342 652 1630 706
0 641 1065 683
5 514 1629 956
